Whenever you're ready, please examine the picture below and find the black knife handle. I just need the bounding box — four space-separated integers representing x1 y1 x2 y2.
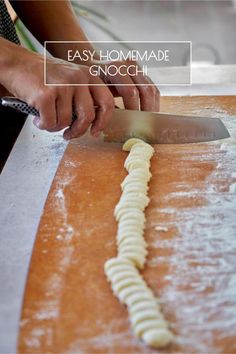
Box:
0 97 77 120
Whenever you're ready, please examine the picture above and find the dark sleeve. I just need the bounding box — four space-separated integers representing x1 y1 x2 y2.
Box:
0 1 20 44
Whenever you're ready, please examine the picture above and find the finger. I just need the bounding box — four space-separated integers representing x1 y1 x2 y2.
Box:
143 76 160 112
129 66 159 112
63 87 95 140
109 73 140 111
89 76 115 137
55 90 73 130
155 85 161 112
35 90 57 131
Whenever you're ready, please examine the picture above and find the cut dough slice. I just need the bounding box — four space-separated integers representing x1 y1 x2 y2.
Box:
126 292 156 307
123 168 152 180
118 216 145 229
117 224 143 236
106 264 139 279
122 138 146 151
125 151 154 164
118 210 145 223
115 196 149 215
112 277 145 294
142 328 174 348
118 251 146 269
116 232 145 245
115 207 145 222
118 244 148 257
131 141 154 154
110 270 141 284
121 183 149 195
125 159 150 172
133 319 168 337
104 257 133 272
117 236 147 248
117 192 150 207
129 300 160 314
130 309 164 327
118 284 153 304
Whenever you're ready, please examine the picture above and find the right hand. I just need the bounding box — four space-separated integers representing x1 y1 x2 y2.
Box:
1 47 115 140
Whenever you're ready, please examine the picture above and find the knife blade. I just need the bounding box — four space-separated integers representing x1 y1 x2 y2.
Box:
1 96 230 144
103 108 230 144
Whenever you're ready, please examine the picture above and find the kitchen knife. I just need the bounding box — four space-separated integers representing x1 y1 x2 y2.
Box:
0 96 230 144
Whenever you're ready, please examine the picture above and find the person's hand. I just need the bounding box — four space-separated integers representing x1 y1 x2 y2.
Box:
1 44 115 140
90 59 160 112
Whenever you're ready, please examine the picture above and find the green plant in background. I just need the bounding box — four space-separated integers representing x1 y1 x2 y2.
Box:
15 20 37 52
71 1 131 45
15 1 130 52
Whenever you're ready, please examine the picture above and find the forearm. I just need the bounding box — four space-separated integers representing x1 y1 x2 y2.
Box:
10 0 99 63
0 37 18 87
0 36 43 98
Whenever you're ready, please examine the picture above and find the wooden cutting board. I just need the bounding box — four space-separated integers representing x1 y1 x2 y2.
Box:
18 96 236 354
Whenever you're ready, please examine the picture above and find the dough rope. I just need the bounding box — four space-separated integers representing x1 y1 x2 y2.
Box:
104 138 174 348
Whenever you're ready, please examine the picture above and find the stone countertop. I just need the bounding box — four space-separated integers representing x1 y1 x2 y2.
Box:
0 123 67 354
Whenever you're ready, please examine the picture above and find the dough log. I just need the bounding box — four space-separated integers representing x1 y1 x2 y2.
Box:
104 138 174 348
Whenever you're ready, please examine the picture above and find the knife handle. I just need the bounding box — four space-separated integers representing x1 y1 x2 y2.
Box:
0 96 77 120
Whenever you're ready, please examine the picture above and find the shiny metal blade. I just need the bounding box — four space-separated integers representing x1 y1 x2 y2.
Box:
103 108 230 144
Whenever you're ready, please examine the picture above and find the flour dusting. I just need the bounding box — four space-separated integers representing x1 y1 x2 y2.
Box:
21 163 78 350
146 105 236 353
20 103 236 353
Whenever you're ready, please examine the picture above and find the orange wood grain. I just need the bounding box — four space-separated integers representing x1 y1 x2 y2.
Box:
18 96 236 353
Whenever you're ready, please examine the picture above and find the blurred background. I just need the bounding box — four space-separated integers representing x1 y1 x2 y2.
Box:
77 0 236 67
15 0 236 68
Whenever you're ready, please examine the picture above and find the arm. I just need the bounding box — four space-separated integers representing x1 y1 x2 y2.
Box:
11 0 160 112
10 0 98 62
0 36 114 139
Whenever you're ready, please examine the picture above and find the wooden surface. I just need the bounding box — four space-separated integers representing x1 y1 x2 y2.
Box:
18 96 236 353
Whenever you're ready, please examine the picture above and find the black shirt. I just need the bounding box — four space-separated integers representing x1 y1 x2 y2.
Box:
0 0 20 44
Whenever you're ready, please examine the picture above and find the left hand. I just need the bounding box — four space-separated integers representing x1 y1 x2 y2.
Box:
88 59 160 112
